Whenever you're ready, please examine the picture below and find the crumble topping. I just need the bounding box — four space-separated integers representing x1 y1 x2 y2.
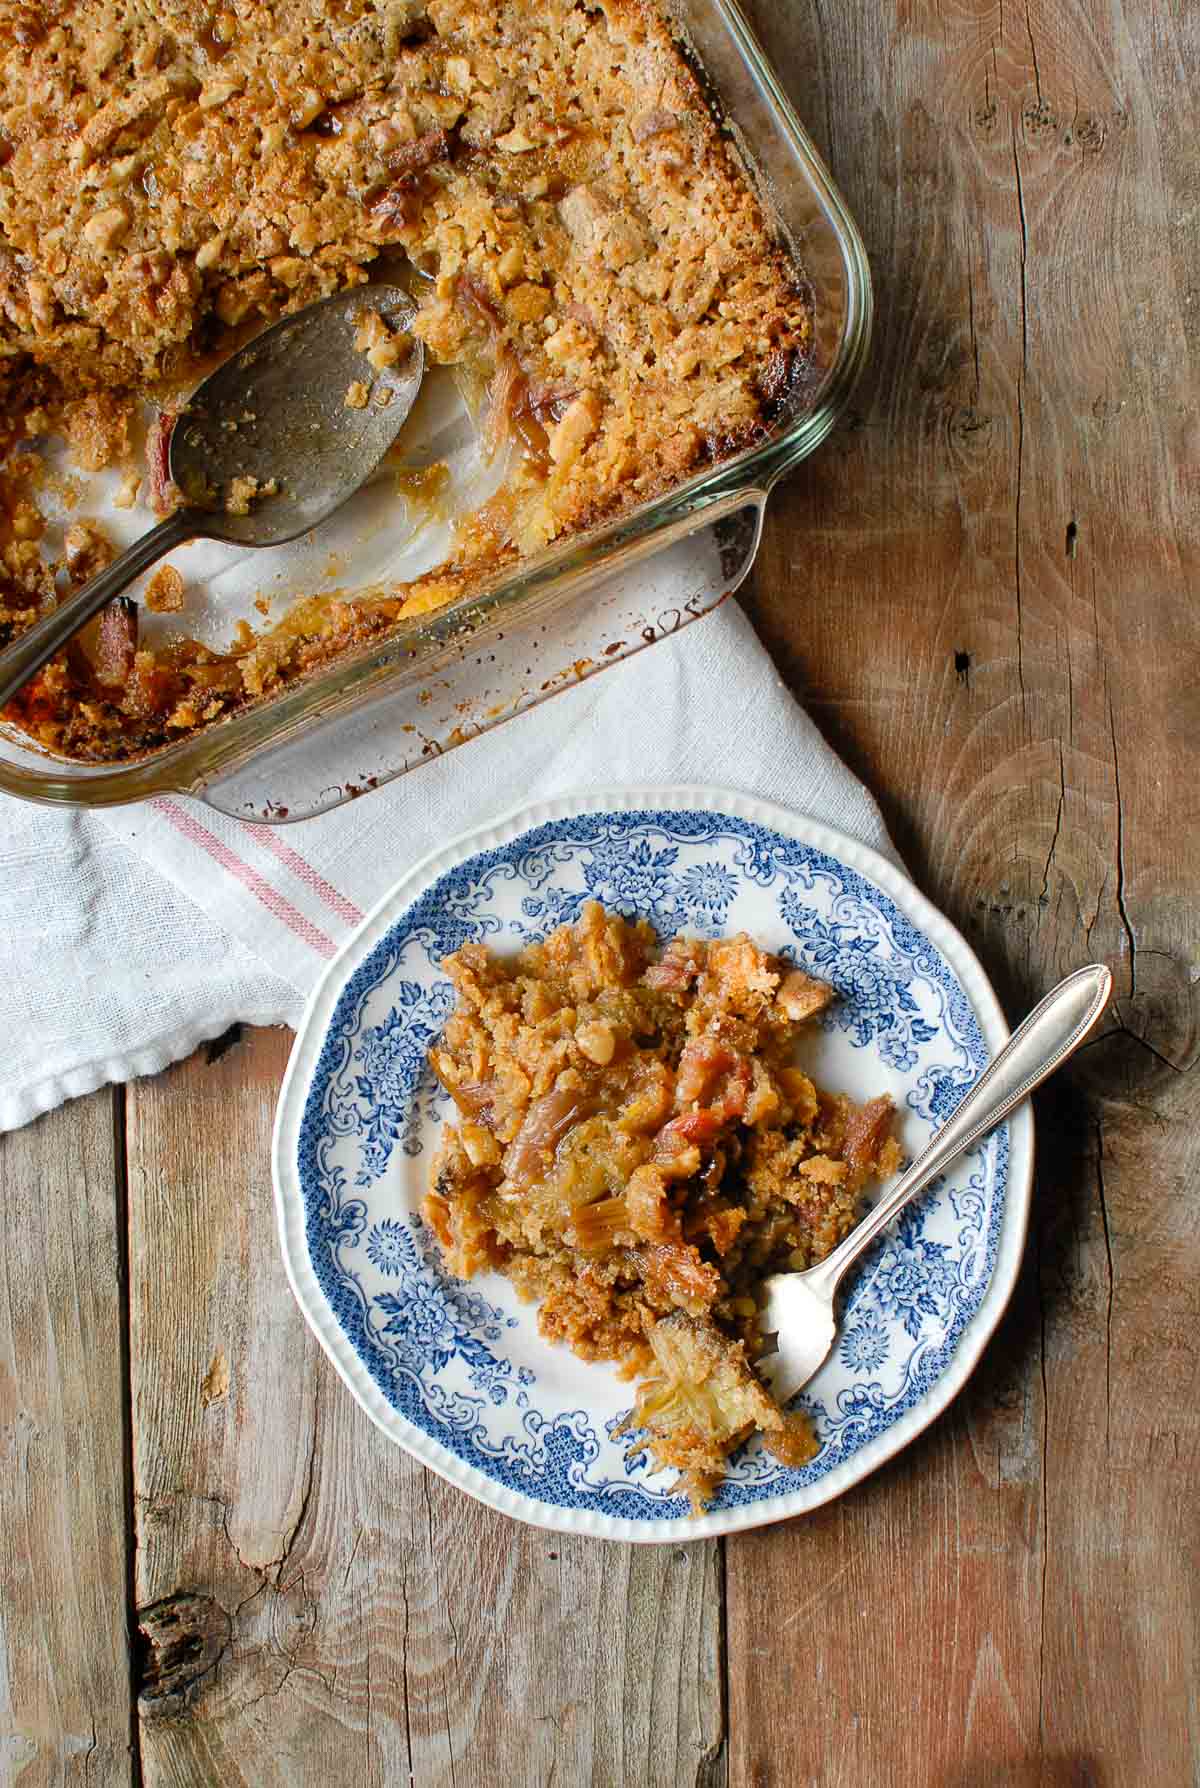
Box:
424 904 899 1510
0 0 811 762
143 560 183 610
224 471 278 515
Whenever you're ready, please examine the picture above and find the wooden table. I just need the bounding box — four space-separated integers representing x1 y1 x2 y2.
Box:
2 3 1197 1783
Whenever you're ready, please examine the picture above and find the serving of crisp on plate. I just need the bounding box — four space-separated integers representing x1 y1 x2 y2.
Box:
272 788 1032 1541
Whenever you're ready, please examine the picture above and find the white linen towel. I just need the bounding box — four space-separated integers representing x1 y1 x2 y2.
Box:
0 600 896 1131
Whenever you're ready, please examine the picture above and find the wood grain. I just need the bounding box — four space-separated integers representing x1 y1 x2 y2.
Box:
0 1091 132 1785
123 1029 724 1788
731 0 1199 1782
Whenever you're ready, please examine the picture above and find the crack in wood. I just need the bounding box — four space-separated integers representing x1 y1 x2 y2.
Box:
710 1535 730 1787
1023 0 1043 101
1039 741 1067 903
1111 1014 1185 1076
112 1087 144 1788
189 1378 320 1586
397 1551 414 1786
1093 1120 1115 1452
695 1733 729 1788
1107 690 1137 1000
1073 1019 1187 1078
238 1657 299 1719
1012 124 1030 721
421 1471 459 1787
275 1374 320 1581
967 246 982 403
1036 1213 1050 1762
807 0 836 170
340 1526 363 1591
210 1488 269 1580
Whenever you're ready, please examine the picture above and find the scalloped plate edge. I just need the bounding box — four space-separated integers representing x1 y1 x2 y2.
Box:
272 785 1034 1542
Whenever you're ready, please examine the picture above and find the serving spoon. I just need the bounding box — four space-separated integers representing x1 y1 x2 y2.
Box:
0 283 424 709
758 961 1112 1405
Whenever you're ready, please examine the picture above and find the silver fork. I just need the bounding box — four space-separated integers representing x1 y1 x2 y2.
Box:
757 962 1112 1404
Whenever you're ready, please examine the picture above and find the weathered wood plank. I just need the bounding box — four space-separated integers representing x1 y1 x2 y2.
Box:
730 0 1199 1781
0 1091 132 1786
125 1027 724 1788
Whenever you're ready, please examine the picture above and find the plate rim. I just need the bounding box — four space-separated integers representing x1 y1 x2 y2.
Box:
272 784 1034 1542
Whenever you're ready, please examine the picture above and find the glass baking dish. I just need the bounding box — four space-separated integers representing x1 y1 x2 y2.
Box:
0 0 871 825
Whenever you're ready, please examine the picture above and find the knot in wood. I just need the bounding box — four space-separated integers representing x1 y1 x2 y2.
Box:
136 1591 231 1716
1076 115 1108 155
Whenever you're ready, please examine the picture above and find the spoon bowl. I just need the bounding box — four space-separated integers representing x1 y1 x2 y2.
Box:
0 282 425 709
171 284 423 547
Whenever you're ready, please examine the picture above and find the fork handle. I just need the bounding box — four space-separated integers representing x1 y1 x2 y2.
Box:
0 509 198 709
800 962 1112 1303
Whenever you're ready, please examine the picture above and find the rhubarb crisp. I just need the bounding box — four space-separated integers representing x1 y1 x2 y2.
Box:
0 0 812 761
423 902 900 1510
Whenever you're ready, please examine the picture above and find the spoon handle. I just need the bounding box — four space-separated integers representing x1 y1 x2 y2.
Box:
0 509 199 708
801 962 1113 1303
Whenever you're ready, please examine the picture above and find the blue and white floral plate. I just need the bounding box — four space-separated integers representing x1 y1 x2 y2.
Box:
273 788 1033 1541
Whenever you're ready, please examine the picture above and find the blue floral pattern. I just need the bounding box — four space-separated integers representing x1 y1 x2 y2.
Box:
520 842 742 938
839 1312 891 1374
366 1219 408 1276
349 979 455 1183
779 905 941 1072
871 1209 959 1341
679 861 739 920
372 1220 534 1409
289 805 1013 1529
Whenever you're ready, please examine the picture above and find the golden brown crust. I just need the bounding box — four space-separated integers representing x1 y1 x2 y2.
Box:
0 0 810 760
